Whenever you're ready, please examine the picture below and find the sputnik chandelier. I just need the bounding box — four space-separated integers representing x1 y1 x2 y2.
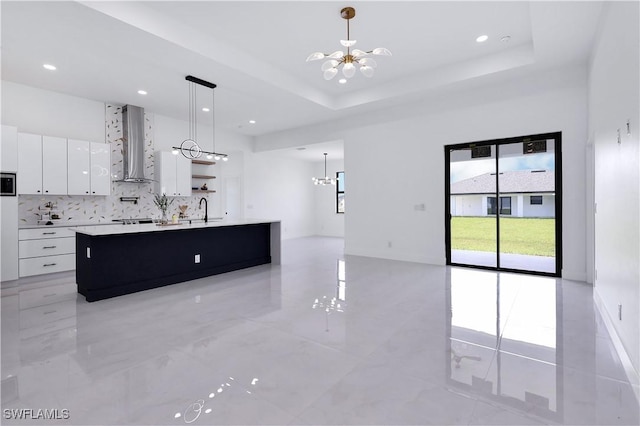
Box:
312 153 337 185
173 75 228 161
306 6 391 81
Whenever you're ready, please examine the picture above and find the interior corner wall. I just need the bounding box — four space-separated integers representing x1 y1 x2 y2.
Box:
588 1 640 375
344 77 588 277
314 158 345 237
244 150 316 240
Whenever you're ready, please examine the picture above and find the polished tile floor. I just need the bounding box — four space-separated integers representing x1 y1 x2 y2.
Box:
1 237 638 425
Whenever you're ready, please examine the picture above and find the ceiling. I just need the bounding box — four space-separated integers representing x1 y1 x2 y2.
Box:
1 1 603 161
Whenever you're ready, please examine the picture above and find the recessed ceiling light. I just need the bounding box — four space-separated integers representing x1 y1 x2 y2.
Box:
249 120 256 124
43 64 56 71
476 35 489 43
202 107 210 112
338 78 347 84
137 90 147 95
501 35 511 43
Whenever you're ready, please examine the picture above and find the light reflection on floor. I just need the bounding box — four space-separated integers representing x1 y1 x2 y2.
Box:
1 237 637 425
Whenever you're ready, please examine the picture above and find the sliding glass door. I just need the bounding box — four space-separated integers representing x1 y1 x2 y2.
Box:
445 133 562 276
448 144 497 268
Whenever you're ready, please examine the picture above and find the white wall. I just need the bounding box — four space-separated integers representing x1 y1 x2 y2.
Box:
345 82 587 272
451 195 484 217
1 81 105 141
255 65 589 279
314 158 344 237
522 194 555 218
588 2 640 376
244 150 316 240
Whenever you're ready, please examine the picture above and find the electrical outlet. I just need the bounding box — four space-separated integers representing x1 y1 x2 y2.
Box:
388 241 392 248
195 254 201 264
86 247 91 258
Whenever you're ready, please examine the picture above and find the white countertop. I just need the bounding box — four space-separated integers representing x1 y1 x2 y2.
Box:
19 221 118 229
71 219 280 236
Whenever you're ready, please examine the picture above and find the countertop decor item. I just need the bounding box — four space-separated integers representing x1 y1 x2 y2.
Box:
153 193 174 224
306 6 391 81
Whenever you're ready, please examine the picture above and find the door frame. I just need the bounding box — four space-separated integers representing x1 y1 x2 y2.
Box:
444 132 563 277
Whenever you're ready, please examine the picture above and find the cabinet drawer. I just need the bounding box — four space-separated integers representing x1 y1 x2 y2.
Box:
19 299 76 330
19 254 75 277
19 228 76 240
19 237 75 258
19 282 77 310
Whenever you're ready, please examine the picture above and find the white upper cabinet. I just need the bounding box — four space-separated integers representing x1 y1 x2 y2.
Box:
90 142 111 195
19 134 68 195
20 134 109 196
154 151 191 197
155 151 177 196
67 139 91 195
18 133 43 194
175 155 192 197
41 136 67 195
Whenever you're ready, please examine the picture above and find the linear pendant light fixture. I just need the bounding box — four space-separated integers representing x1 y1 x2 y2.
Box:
306 7 391 81
313 153 337 185
172 75 228 162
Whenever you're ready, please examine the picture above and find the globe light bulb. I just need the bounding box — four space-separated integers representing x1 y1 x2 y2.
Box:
342 62 356 78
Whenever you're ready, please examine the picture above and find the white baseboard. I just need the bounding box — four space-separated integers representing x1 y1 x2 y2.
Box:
561 268 587 282
594 289 640 403
344 246 446 266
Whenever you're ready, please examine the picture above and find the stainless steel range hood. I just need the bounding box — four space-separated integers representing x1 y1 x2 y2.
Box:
120 105 153 183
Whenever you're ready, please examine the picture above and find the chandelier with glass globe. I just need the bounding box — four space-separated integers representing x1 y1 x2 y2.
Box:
306 7 391 81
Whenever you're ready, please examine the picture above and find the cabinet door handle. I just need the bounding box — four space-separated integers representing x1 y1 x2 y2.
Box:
43 293 58 298
43 263 57 267
43 310 57 315
42 232 56 235
42 246 57 249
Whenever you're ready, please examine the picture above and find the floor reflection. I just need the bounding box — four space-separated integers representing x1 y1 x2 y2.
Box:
1 238 638 425
448 268 561 421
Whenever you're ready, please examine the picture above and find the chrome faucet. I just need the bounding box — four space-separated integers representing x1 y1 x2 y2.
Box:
199 197 208 223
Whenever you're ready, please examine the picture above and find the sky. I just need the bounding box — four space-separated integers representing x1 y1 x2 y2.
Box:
450 152 555 183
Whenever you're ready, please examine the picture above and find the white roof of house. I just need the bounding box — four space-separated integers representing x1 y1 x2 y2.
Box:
451 170 555 195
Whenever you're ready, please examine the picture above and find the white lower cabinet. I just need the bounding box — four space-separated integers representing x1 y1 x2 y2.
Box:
18 228 76 277
19 254 75 277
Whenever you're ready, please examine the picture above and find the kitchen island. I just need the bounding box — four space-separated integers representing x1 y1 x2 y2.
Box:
73 219 280 302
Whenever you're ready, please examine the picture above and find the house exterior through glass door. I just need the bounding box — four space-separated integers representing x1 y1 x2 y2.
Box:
445 133 562 277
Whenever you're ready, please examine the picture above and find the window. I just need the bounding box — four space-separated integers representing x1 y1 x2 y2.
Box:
530 195 543 205
336 171 345 213
487 196 512 215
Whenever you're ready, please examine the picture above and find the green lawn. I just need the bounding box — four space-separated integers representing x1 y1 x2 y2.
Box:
451 217 555 257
